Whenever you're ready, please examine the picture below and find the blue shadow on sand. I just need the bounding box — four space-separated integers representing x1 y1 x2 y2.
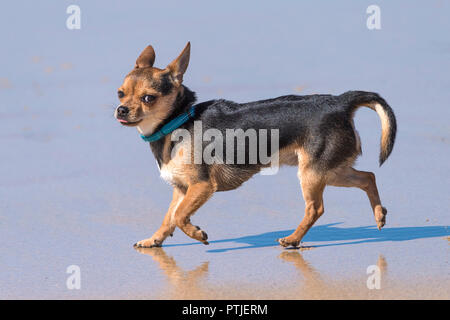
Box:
164 223 449 253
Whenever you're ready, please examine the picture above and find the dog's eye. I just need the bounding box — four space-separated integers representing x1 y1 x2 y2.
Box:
141 95 156 103
118 91 124 98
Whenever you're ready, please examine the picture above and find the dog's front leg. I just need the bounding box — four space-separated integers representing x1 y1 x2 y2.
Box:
134 187 184 248
173 181 215 244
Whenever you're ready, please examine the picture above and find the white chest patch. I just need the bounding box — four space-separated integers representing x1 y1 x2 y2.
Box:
160 166 175 184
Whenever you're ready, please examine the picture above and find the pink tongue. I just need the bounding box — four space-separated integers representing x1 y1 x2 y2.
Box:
118 119 128 123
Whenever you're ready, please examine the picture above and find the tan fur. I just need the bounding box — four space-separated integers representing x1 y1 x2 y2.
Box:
118 71 182 136
126 44 388 249
117 43 191 136
373 103 390 156
279 148 326 247
135 188 184 247
278 143 301 166
326 166 386 230
172 181 215 244
358 102 391 161
277 145 386 247
157 133 206 189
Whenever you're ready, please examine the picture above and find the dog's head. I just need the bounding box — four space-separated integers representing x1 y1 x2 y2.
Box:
115 42 191 135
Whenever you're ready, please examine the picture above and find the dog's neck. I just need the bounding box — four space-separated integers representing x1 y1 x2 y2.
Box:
137 85 197 136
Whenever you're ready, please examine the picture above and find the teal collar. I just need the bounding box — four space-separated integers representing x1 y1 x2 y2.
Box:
140 106 196 142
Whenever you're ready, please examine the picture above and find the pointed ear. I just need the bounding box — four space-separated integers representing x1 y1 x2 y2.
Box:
135 45 155 69
167 42 190 85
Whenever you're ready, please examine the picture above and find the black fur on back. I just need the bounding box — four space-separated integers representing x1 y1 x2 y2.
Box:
150 87 396 181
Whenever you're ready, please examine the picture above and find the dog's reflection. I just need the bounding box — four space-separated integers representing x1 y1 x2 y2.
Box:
136 246 388 299
135 247 209 299
279 251 388 298
376 254 388 288
377 254 387 274
279 251 325 292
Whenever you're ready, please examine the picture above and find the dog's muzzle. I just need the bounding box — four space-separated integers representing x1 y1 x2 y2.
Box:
115 105 129 122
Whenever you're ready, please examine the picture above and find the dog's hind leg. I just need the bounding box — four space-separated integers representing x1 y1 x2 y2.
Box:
134 187 185 248
278 167 326 248
327 167 387 230
173 181 215 244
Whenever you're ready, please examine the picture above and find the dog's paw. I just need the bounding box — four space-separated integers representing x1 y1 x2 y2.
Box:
194 225 209 245
277 237 300 248
375 206 387 230
133 237 162 248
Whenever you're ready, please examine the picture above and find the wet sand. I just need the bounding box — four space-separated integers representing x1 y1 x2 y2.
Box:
133 248 449 300
1 1 449 299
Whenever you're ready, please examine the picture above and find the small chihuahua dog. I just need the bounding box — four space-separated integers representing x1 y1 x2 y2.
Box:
115 42 397 248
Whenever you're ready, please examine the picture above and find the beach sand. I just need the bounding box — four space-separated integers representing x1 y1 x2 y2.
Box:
0 1 449 299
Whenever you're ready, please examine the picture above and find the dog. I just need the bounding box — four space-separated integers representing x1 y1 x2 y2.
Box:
114 42 397 248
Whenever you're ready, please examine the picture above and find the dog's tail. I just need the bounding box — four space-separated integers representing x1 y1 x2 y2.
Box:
342 91 397 166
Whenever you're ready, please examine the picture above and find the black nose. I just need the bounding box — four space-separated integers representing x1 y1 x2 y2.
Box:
117 106 129 117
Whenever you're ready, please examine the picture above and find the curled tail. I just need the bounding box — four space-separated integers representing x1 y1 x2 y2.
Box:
342 91 397 166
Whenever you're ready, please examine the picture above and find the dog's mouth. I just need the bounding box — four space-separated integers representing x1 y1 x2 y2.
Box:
117 118 142 126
